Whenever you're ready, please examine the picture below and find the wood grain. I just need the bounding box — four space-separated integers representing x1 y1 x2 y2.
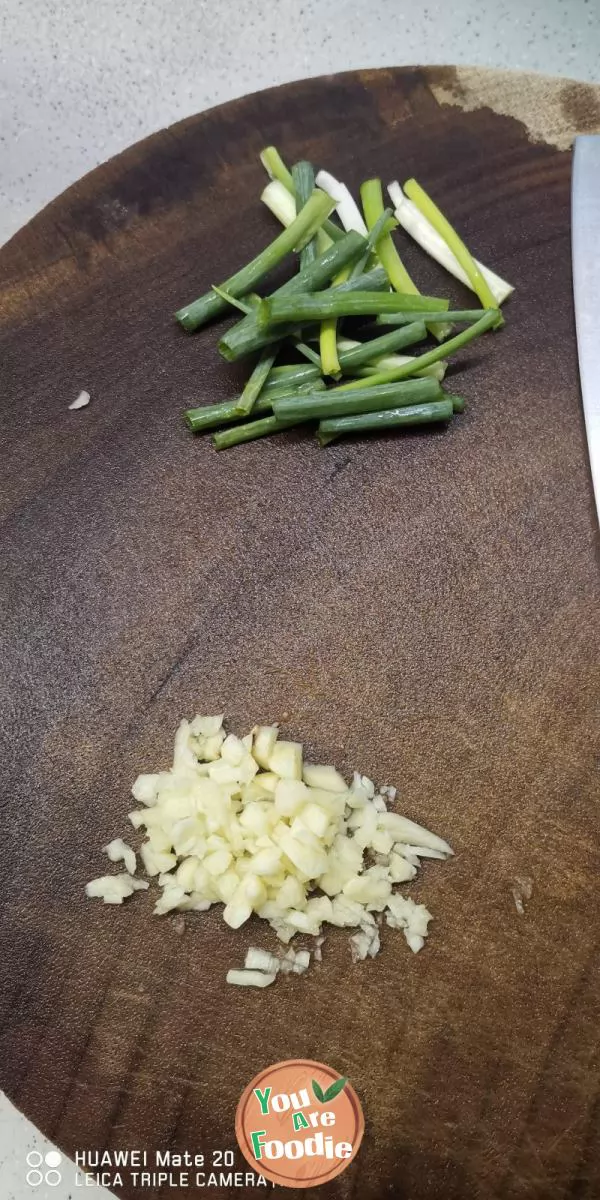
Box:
1 67 599 1200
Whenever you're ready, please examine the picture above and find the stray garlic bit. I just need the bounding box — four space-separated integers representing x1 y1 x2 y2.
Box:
313 935 326 963
103 837 136 876
512 876 533 916
85 874 148 904
226 969 276 988
69 390 90 410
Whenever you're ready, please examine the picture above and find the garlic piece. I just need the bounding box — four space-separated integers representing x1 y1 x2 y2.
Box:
103 837 136 876
88 713 453 981
226 969 277 988
85 874 148 904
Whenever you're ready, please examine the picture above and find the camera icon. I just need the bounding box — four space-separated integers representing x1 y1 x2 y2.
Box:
26 1150 62 1187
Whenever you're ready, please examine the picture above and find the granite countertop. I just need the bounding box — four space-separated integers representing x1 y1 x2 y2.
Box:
1 0 598 1196
1 0 598 248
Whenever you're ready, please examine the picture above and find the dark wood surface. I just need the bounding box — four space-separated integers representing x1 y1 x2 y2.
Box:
1 67 600 1200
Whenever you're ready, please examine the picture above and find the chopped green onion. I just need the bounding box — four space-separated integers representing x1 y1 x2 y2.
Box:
375 308 494 327
185 379 326 434
269 377 326 398
318 213 394 376
264 363 321 388
363 207 398 251
185 397 270 433
213 414 301 451
219 262 387 363
234 348 277 417
294 341 322 367
320 263 351 378
258 291 450 329
273 377 441 422
292 162 318 270
320 320 342 377
277 235 372 298
178 150 512 454
357 358 448 382
210 284 254 314
221 323 297 364
388 181 514 305
317 398 455 445
268 364 314 378
260 147 294 192
360 178 450 343
260 146 344 243
176 189 334 332
217 231 369 361
361 178 414 289
318 221 346 245
328 267 388 293
349 207 398 277
403 179 502 321
336 322 427 372
337 340 448 381
337 309 499 390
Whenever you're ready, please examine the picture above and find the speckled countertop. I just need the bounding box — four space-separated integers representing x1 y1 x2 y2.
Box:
1 0 599 248
1 0 599 1196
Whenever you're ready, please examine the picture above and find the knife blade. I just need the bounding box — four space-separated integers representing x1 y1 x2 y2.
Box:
572 136 600 522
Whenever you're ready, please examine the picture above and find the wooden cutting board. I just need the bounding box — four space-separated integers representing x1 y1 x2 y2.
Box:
1 67 600 1200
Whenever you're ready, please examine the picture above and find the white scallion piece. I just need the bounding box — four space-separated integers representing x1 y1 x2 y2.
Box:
315 170 368 236
261 181 296 227
387 181 513 305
